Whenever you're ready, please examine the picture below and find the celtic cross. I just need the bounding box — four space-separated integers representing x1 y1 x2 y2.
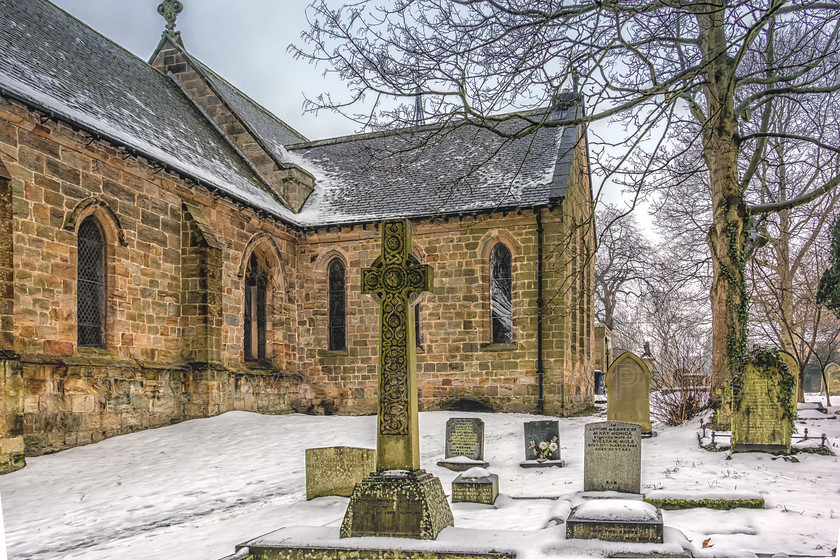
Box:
157 0 184 33
362 219 433 471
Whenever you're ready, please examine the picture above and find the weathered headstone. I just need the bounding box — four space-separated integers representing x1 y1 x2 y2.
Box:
520 420 564 467
305 446 376 500
437 417 488 471
451 467 499 504
584 421 641 494
340 219 453 540
566 499 664 543
731 349 794 454
606 352 652 434
820 363 840 396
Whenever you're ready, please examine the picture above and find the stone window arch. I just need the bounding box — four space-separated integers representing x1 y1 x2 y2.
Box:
328 257 346 351
244 253 269 362
490 243 513 344
77 215 107 347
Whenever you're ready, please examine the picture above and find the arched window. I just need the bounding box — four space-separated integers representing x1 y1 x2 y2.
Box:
77 216 106 347
244 254 268 362
491 243 513 343
328 258 346 351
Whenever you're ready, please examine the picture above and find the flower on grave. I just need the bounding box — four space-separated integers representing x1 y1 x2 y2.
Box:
528 435 559 460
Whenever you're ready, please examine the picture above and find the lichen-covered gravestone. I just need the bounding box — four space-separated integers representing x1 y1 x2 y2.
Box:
451 467 499 504
778 351 801 403
821 363 840 396
437 417 489 471
305 446 375 500
520 420 564 467
731 349 795 454
605 352 652 435
340 219 453 539
584 421 641 494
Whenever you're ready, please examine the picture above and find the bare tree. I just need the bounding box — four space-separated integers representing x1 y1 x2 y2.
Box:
594 205 652 331
294 0 840 393
817 214 840 317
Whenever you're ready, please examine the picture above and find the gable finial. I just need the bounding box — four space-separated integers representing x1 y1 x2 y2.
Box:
157 0 184 33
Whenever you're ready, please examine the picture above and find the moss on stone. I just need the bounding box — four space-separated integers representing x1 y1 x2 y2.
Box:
644 497 765 510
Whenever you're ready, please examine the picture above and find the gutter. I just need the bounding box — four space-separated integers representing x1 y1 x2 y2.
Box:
537 207 545 415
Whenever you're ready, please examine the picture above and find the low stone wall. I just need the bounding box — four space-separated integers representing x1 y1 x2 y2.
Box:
17 354 306 457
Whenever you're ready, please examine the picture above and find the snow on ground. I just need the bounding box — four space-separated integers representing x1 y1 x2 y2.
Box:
0 395 838 559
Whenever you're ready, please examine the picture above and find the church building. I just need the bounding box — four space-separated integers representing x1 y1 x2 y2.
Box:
0 0 596 473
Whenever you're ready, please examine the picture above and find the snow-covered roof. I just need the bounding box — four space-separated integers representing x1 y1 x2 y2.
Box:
288 104 581 226
0 0 583 229
0 0 296 222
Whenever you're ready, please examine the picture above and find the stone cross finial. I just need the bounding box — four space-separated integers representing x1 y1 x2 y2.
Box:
157 0 184 33
362 219 432 470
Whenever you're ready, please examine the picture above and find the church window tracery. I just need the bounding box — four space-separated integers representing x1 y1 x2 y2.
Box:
244 253 268 362
491 243 513 343
77 216 106 347
328 258 346 351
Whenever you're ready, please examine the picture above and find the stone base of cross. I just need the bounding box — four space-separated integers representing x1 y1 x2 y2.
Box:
340 219 453 539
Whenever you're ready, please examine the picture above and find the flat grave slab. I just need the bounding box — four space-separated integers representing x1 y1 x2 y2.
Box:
644 490 765 510
566 499 664 543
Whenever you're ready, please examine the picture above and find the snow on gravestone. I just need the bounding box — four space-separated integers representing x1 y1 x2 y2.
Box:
566 499 664 543
520 420 565 468
584 421 641 494
451 467 499 504
437 418 488 471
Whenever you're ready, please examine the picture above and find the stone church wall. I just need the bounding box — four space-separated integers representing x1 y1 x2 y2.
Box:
0 91 594 466
0 98 309 458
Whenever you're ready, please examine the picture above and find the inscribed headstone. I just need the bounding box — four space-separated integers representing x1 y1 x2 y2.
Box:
731 349 794 454
437 418 488 471
584 421 641 494
821 363 840 396
305 447 375 500
605 352 652 434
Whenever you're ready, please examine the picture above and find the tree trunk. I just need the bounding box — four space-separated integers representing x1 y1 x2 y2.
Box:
699 5 748 397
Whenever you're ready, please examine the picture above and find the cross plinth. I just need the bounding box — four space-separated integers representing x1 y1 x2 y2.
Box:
341 219 453 539
362 220 432 471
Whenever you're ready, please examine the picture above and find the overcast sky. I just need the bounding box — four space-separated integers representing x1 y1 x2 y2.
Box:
51 0 358 141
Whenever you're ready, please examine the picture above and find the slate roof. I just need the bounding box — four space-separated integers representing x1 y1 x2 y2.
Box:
0 0 584 229
287 105 581 226
190 57 309 163
0 0 296 221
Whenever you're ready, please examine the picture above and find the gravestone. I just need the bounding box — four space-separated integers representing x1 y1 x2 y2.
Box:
731 349 794 454
305 446 376 500
520 420 564 468
340 219 453 540
606 352 652 434
566 499 664 543
437 417 489 471
821 363 840 396
584 421 641 494
451 467 499 505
